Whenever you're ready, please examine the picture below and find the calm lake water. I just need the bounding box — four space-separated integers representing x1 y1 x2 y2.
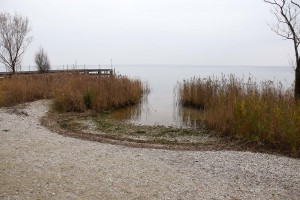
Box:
112 65 294 128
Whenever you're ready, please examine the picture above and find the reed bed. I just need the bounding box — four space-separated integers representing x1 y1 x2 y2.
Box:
179 75 300 154
0 73 144 112
0 75 52 106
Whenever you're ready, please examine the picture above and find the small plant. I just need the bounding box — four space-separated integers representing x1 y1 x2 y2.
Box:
83 90 95 109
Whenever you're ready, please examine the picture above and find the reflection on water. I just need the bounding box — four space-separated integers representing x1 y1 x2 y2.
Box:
112 84 205 128
111 94 148 122
111 65 294 128
175 106 206 128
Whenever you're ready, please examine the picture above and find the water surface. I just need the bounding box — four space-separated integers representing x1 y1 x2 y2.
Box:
113 65 294 128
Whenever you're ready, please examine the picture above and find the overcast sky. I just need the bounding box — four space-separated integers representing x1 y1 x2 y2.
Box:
0 0 295 67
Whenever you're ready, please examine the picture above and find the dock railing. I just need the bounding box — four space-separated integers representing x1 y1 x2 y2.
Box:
0 65 115 77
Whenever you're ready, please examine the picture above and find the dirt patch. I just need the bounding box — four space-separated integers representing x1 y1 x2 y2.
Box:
4 103 29 116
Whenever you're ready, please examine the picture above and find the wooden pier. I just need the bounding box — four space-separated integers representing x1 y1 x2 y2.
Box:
0 69 114 77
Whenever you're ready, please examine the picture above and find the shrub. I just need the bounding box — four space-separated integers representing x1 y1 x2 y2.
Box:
83 90 95 109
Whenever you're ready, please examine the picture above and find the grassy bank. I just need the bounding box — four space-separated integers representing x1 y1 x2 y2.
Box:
0 73 144 112
179 75 300 154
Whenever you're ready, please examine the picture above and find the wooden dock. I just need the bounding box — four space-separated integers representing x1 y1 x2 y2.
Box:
0 69 114 77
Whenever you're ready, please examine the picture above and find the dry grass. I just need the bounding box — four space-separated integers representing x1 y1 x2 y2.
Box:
0 75 52 106
0 73 144 112
52 73 143 112
179 75 300 154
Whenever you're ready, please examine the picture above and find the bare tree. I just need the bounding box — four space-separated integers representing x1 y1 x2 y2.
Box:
264 0 300 99
0 12 32 74
34 47 50 73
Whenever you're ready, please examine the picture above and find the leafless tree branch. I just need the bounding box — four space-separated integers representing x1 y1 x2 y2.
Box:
292 0 300 8
264 0 300 99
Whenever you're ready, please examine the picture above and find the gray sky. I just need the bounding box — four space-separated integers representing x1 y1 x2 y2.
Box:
0 0 295 66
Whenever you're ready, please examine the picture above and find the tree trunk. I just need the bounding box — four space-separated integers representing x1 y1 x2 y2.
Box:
295 61 300 100
12 63 16 74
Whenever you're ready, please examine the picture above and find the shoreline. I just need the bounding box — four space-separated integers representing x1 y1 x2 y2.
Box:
0 100 299 199
43 105 299 158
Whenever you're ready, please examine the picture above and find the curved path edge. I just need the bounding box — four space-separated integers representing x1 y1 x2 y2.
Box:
1 100 299 199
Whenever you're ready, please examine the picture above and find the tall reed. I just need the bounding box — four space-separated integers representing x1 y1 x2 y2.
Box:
52 73 143 112
0 73 144 112
179 75 300 154
0 75 52 106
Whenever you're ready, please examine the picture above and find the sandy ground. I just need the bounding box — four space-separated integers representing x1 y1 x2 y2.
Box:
0 100 299 200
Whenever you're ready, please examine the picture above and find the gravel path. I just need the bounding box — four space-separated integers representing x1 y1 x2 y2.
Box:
0 100 299 199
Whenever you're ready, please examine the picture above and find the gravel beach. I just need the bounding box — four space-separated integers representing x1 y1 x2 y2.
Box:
0 100 299 199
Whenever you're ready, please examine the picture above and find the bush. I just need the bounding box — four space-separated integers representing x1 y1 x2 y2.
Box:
83 90 95 109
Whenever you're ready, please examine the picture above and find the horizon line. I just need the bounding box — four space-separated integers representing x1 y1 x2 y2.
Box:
0 63 292 68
